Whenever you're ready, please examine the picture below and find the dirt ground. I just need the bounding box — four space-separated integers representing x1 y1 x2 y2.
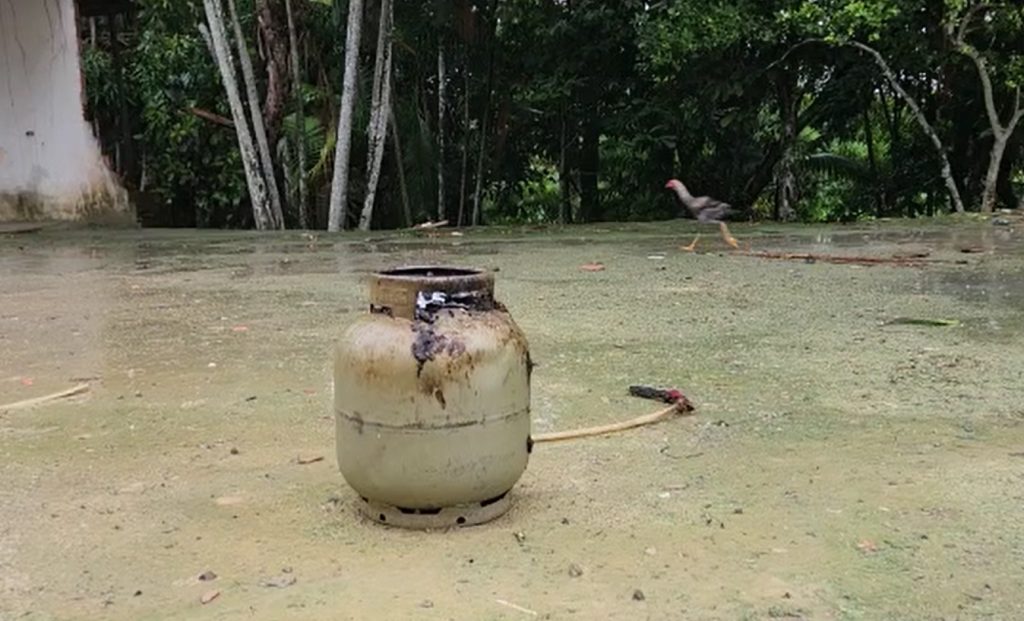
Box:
2 217 1023 620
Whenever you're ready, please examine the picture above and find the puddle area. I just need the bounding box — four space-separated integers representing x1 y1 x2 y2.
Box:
1 217 1023 620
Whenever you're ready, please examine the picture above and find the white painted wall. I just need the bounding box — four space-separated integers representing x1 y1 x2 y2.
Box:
0 0 129 221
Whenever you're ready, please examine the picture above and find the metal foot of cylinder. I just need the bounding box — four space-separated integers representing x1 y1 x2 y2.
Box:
357 492 512 529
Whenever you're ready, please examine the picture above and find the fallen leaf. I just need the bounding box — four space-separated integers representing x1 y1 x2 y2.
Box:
214 495 244 506
231 325 249 332
856 539 879 553
296 455 324 465
20 377 33 386
200 589 220 604
579 262 605 272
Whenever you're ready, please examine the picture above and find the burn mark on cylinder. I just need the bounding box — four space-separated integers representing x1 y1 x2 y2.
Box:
411 310 469 378
412 323 450 377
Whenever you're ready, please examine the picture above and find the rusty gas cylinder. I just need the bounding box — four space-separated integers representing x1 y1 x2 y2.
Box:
334 266 531 528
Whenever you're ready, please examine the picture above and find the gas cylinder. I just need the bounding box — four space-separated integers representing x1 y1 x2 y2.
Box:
334 266 531 528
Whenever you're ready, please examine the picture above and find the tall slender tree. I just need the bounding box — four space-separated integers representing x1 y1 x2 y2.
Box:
328 0 365 231
284 0 308 228
227 0 284 228
437 41 447 221
358 0 395 231
201 0 276 230
952 4 1024 213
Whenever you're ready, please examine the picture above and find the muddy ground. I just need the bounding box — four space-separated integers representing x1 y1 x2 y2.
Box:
1 217 1022 620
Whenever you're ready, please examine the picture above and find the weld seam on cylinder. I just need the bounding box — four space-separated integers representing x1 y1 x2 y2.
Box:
336 408 528 431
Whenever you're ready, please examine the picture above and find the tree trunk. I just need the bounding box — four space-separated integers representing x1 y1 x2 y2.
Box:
284 0 307 228
862 93 884 216
954 6 1024 213
472 0 500 226
200 0 275 230
256 0 289 148
773 72 798 222
956 51 1022 211
559 106 570 224
981 136 1010 214
109 13 137 186
850 41 966 214
471 101 490 226
436 42 446 221
357 0 394 231
327 0 365 231
996 138 1019 210
388 103 412 227
457 54 470 227
228 0 284 228
578 119 599 222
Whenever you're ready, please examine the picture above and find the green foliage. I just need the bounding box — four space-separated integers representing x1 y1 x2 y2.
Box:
82 0 1024 229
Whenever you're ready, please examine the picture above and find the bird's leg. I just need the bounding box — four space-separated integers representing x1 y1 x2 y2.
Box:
718 222 739 249
681 234 701 252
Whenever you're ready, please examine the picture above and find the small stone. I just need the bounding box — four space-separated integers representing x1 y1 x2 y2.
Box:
229 447 239 455
259 574 297 588
733 507 744 514
198 570 217 582
133 590 142 597
200 590 220 604
561 517 570 525
568 563 584 578
419 600 434 609
514 531 526 544
632 589 646 601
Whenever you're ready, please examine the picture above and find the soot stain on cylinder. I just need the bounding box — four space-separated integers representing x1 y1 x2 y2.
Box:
411 297 480 377
411 322 449 377
411 322 471 378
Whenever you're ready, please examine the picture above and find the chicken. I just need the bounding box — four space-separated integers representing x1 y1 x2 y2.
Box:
665 179 740 251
